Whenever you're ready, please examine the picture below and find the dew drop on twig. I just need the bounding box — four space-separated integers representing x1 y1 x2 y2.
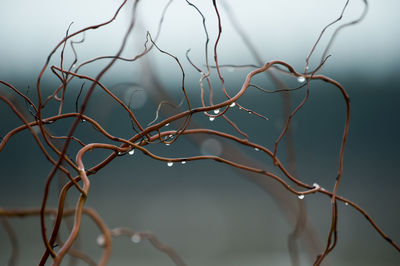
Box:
213 109 220 114
167 162 173 167
209 117 215 122
298 194 305 200
128 150 135 155
230 102 236 107
131 234 141 244
96 235 105 247
297 76 306 83
181 160 186 164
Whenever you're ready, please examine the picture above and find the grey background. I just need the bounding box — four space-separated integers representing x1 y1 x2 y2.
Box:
0 0 399 265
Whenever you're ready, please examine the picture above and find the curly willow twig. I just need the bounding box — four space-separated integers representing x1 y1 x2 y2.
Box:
0 1 398 266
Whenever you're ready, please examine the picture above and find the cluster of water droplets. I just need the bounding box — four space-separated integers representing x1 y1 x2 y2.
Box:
167 160 188 167
207 103 237 121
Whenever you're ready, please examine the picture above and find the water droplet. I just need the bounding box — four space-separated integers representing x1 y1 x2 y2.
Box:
230 102 236 107
181 160 186 164
81 119 86 122
213 109 220 114
165 123 170 127
96 235 105 247
168 134 173 138
129 149 135 155
131 234 141 244
167 162 173 167
254 147 260 151
209 117 215 121
248 111 252 114
345 202 349 206
313 183 320 189
298 194 305 199
297 76 306 83
165 143 170 146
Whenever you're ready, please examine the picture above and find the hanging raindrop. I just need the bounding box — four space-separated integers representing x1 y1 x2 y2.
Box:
209 117 215 121
167 162 173 167
96 235 105 247
131 234 141 244
297 76 306 83
298 194 305 199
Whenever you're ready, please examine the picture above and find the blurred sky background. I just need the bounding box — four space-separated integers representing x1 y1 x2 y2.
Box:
0 0 399 265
